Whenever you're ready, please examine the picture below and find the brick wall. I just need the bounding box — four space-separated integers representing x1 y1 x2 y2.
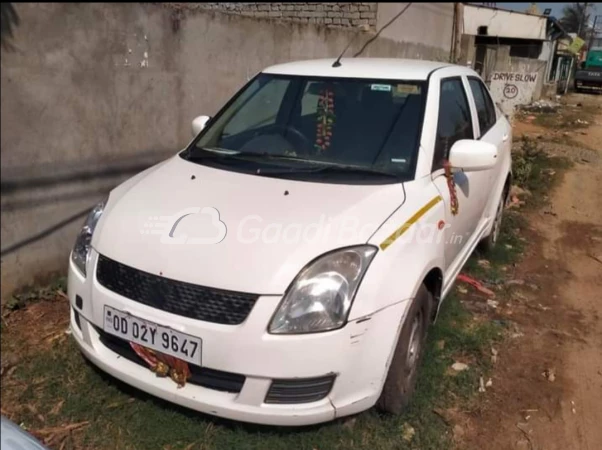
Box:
180 3 379 29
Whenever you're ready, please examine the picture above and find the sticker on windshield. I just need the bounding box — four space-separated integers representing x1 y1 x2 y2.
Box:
395 84 420 95
371 84 392 92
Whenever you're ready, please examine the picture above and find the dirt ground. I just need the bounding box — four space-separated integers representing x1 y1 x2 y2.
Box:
457 94 602 450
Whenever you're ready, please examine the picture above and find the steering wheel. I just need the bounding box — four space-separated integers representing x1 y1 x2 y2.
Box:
272 124 315 156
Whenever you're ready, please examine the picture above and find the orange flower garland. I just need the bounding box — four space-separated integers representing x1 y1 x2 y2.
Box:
443 159 459 216
130 342 192 388
315 88 335 153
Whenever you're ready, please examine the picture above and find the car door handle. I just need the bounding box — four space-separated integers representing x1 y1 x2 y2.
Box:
502 133 509 142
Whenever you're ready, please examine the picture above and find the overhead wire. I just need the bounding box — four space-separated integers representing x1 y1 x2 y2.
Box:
353 3 413 58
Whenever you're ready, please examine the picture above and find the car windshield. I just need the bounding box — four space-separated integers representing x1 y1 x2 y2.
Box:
183 73 426 182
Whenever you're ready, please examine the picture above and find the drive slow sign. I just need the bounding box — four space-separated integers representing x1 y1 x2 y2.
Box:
489 71 539 117
492 72 538 83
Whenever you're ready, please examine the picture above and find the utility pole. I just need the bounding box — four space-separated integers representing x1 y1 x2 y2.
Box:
589 15 601 50
451 2 463 63
567 3 590 94
577 2 589 39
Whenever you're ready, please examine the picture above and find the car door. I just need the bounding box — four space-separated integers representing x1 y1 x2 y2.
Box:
465 76 508 225
430 76 481 271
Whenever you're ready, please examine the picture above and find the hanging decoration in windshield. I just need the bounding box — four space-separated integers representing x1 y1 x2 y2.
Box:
314 88 335 153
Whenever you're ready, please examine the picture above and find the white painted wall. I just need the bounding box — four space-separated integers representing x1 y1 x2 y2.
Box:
463 5 547 40
540 41 553 62
490 71 539 117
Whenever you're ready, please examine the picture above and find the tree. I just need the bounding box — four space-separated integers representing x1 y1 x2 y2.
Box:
1 3 20 51
526 3 540 15
560 3 592 40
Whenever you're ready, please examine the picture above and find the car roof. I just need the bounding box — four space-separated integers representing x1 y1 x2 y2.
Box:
262 58 455 81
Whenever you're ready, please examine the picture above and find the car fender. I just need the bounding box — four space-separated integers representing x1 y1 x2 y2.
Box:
91 156 174 248
348 189 446 321
343 205 445 407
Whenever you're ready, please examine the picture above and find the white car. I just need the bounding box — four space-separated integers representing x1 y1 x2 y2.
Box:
68 58 512 426
1 417 49 450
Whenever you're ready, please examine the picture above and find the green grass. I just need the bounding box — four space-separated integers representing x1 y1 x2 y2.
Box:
5 276 67 312
3 291 500 450
512 136 572 208
1 139 571 450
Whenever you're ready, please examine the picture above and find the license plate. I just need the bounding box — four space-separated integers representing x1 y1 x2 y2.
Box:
103 306 202 365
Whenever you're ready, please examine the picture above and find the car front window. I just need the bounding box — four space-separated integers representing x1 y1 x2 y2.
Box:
184 74 426 182
432 77 474 171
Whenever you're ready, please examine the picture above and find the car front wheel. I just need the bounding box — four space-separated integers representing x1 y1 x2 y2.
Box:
376 284 433 414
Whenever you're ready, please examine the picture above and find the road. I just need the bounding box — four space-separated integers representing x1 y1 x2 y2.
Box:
461 94 602 450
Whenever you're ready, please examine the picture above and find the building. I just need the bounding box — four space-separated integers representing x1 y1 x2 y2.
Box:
551 31 580 92
458 3 568 115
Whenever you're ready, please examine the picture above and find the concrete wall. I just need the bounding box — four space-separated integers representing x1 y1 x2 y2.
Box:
540 40 553 62
463 4 547 40
458 34 476 67
168 3 379 29
487 50 548 116
0 2 452 300
376 2 454 59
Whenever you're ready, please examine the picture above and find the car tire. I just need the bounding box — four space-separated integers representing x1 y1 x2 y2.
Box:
376 284 433 415
479 188 507 253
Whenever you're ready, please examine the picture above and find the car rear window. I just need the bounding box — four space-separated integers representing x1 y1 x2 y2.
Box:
468 77 497 137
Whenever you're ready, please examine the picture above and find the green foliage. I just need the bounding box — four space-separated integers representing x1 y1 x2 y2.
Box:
512 136 571 201
560 3 593 40
4 277 67 312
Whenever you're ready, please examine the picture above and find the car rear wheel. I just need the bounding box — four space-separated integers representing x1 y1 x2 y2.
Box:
376 284 432 414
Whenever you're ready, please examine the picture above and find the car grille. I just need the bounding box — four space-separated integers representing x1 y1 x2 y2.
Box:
96 254 258 325
95 326 246 393
265 375 336 404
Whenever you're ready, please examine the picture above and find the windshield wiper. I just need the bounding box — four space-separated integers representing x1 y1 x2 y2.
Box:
186 148 329 166
256 163 403 179
186 147 242 160
185 148 402 179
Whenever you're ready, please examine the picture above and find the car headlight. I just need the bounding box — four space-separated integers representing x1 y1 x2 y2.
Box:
71 200 105 276
269 245 377 334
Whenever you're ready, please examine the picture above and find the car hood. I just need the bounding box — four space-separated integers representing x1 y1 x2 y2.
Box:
93 155 405 294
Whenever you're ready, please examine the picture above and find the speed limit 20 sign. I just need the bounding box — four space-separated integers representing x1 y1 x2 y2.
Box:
503 84 519 99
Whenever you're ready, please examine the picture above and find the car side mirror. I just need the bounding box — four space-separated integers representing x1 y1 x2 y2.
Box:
192 115 211 137
448 139 498 172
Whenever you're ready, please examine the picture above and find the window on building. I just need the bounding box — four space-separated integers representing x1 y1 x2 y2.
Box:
468 77 497 136
432 78 474 171
509 41 542 59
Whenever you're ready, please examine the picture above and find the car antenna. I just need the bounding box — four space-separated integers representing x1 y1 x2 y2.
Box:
332 28 365 68
352 3 413 58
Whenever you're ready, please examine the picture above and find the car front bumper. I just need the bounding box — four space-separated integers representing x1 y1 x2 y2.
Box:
68 250 410 426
